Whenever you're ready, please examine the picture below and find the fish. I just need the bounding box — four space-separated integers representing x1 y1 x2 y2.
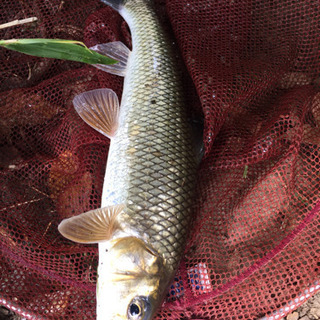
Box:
58 0 198 319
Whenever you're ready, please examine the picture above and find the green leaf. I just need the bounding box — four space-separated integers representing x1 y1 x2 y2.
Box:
0 38 118 65
243 165 248 178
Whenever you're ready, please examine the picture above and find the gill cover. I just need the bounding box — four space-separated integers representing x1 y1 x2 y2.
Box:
97 237 168 320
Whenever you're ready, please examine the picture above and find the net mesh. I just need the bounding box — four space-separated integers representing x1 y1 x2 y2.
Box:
1 0 320 319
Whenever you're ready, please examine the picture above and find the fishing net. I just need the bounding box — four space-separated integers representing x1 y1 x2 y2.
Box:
1 0 320 319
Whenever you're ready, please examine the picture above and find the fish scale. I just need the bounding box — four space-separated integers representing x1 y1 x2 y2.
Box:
110 0 197 269
58 0 198 318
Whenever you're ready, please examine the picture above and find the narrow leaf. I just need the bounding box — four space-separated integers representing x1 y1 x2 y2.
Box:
0 38 118 65
243 165 249 178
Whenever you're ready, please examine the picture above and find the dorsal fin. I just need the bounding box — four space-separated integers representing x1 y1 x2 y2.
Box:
73 88 120 139
58 204 124 243
91 41 131 77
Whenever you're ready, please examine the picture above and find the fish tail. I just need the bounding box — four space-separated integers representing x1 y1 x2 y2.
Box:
100 0 124 11
101 0 153 11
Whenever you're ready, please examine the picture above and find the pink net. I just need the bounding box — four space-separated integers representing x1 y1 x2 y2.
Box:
1 0 320 319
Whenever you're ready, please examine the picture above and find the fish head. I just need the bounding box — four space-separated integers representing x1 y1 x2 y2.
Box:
97 236 169 320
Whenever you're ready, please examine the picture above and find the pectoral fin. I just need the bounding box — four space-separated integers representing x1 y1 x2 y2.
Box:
58 204 124 243
73 88 120 138
91 41 131 77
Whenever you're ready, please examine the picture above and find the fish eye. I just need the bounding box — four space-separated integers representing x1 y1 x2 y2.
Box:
128 299 143 320
127 296 150 320
129 303 141 317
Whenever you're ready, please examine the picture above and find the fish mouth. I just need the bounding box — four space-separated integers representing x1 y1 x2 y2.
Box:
110 270 161 282
110 271 140 281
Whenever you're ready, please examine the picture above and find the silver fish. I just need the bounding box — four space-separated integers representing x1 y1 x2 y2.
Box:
58 0 198 319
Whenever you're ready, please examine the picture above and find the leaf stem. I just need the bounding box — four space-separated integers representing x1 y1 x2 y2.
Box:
0 17 38 30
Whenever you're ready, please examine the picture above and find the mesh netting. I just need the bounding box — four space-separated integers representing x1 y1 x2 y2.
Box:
1 0 320 319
